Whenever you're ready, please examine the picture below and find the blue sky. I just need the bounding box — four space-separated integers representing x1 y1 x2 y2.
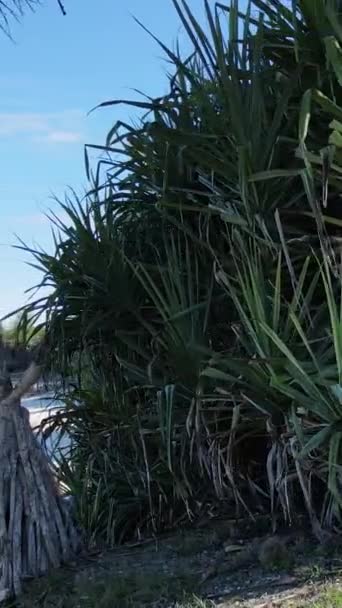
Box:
0 0 205 320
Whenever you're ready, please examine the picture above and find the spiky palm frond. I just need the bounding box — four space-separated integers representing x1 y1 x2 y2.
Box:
0 0 67 36
10 0 342 541
0 0 39 35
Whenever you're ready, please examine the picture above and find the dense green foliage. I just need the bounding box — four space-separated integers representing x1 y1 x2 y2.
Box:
14 0 342 543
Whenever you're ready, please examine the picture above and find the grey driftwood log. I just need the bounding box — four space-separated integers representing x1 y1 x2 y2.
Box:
0 362 80 600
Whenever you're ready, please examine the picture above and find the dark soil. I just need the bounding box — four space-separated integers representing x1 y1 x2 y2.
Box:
12 519 342 607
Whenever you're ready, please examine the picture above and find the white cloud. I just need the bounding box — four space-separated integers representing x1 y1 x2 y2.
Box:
0 110 85 144
0 113 47 135
6 209 71 226
35 130 82 144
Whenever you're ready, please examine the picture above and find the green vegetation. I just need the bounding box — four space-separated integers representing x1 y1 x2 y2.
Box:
11 0 342 552
0 313 44 347
311 587 342 608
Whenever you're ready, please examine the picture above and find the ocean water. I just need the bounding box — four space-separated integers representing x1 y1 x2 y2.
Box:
22 392 60 412
22 393 69 460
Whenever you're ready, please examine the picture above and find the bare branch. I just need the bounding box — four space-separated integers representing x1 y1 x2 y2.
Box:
0 361 42 407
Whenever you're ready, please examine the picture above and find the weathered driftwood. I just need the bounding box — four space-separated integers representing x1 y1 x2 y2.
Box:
0 363 80 600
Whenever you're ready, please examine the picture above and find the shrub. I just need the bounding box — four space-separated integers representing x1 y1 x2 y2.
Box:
14 0 342 542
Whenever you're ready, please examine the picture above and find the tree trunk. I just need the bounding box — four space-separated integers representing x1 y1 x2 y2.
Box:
0 365 80 600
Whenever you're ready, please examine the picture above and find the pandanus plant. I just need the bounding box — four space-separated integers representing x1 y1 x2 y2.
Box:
7 0 342 543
